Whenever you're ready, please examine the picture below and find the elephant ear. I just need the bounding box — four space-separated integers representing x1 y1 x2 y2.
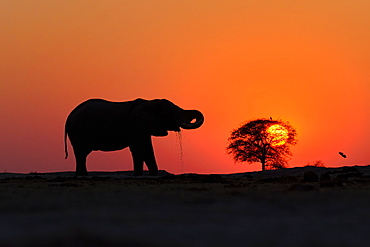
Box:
129 100 169 137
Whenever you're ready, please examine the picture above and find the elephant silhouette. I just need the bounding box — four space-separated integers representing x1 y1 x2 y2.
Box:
65 98 204 176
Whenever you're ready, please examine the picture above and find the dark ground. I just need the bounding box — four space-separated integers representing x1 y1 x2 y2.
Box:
1 165 370 246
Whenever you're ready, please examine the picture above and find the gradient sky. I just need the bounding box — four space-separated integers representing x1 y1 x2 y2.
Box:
1 1 369 174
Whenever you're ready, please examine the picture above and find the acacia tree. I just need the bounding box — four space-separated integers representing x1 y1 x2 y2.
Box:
227 118 298 171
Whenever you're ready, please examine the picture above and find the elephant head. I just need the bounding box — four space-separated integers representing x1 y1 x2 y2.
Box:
129 99 204 136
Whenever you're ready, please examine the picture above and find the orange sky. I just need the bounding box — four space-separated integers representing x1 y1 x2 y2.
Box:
1 1 369 174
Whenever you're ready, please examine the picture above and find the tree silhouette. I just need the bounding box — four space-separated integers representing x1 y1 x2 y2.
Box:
227 118 298 171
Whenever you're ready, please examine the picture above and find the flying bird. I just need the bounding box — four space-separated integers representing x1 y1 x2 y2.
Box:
270 117 273 120
339 152 347 158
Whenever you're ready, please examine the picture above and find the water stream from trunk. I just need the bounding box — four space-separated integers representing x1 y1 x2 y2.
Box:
175 131 184 173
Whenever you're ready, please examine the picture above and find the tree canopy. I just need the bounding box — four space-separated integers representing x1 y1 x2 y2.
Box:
227 118 298 171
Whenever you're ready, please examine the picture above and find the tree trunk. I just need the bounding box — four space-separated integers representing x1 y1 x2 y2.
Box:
260 149 268 171
261 156 266 171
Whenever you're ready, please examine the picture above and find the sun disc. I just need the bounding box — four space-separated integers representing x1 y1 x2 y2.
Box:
267 124 288 146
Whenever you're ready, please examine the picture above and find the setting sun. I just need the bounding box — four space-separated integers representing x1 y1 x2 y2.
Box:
267 124 289 146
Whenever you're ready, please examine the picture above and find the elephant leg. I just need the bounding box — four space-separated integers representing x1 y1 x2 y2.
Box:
143 139 158 176
129 136 158 176
131 152 144 176
73 148 90 176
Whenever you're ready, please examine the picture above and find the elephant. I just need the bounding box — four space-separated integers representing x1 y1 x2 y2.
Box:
64 98 204 176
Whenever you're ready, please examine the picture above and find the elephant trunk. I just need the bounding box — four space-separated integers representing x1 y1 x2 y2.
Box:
180 110 204 129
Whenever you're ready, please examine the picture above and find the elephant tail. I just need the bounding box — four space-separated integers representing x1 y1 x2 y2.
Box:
64 123 68 159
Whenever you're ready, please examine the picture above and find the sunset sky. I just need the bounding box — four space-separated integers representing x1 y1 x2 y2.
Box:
1 1 369 174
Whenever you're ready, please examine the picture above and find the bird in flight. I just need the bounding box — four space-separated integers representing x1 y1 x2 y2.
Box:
339 152 347 158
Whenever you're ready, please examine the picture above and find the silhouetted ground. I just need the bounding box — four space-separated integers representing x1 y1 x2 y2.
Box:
1 165 370 246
